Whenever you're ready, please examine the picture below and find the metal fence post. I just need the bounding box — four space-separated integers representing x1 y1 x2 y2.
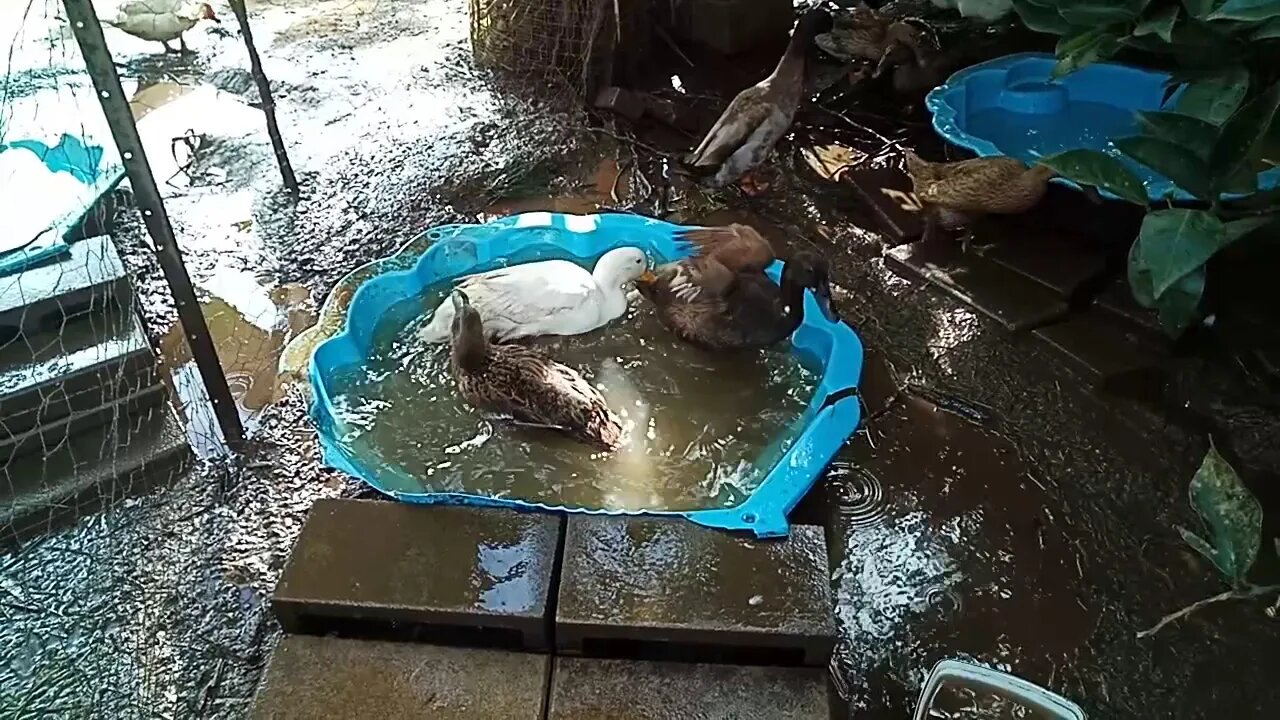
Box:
62 0 246 450
229 0 299 194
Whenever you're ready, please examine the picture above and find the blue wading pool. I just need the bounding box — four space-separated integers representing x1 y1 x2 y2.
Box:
925 52 1280 202
309 212 865 538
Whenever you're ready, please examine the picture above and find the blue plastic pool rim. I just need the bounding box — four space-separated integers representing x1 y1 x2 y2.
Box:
924 51 1280 203
307 212 865 538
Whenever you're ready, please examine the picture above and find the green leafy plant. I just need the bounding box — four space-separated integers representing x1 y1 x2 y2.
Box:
1136 442 1279 637
1011 0 1280 335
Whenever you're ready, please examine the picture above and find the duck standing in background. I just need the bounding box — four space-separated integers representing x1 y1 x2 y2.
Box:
99 0 219 54
447 291 624 451
903 151 1055 247
417 247 655 344
687 7 833 192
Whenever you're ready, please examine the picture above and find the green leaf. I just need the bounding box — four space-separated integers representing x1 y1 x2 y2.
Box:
1113 136 1212 199
1037 149 1149 204
1178 526 1223 570
1013 0 1074 33
1275 537 1280 560
1135 111 1218 158
1181 0 1218 17
1053 28 1122 77
1060 2 1145 24
1155 266 1205 335
1175 69 1250 124
1127 237 1158 308
1256 16 1280 37
1182 443 1263 584
1222 215 1273 244
1209 81 1280 189
1134 209 1224 297
1135 4 1181 41
1209 0 1280 21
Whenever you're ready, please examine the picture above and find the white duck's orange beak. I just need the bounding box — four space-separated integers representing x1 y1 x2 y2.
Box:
637 269 657 285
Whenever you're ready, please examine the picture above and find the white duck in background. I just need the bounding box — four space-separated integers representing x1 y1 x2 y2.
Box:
99 0 220 54
416 247 656 344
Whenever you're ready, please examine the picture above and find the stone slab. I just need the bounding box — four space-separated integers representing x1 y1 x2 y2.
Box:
1093 278 1165 343
0 381 166 464
556 516 836 666
1034 314 1167 398
0 234 130 339
885 242 1070 332
273 499 561 651
0 302 157 439
251 635 548 720
1 399 191 548
844 166 925 244
547 656 829 720
979 223 1110 299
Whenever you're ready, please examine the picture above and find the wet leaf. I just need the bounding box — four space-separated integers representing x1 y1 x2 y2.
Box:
1012 0 1073 33
1208 0 1280 20
1135 110 1218 159
1155 265 1205 335
802 144 863 182
1181 0 1217 17
1134 209 1228 298
1134 4 1181 41
1180 444 1263 584
1176 69 1250 125
1052 28 1123 78
1038 148 1148 205
1060 2 1145 24
1255 16 1280 37
1114 135 1212 199
1127 236 1157 308
1209 81 1280 189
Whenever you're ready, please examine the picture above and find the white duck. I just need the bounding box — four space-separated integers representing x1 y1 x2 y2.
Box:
417 247 655 344
99 0 220 54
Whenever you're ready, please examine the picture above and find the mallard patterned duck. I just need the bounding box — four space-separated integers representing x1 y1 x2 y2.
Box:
448 290 623 451
903 151 1056 244
688 8 833 189
815 3 925 77
662 224 776 302
636 249 838 352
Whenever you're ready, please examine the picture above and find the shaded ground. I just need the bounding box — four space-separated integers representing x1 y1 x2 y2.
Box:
2 0 1279 718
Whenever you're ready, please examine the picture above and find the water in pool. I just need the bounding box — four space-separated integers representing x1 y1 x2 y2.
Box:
327 283 818 512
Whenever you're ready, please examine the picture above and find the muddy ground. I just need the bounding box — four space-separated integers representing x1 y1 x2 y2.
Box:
2 0 1279 718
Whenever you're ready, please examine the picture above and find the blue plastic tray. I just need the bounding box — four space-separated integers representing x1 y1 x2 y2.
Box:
309 212 864 538
925 52 1280 202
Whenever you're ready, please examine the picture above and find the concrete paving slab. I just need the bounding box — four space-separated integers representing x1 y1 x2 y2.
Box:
1034 314 1167 397
547 656 829 719
556 516 836 666
250 635 548 720
0 234 129 339
273 499 561 651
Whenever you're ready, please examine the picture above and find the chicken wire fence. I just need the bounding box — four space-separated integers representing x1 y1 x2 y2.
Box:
2 2 300 717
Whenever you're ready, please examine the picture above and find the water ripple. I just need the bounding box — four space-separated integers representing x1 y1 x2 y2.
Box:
828 463 888 528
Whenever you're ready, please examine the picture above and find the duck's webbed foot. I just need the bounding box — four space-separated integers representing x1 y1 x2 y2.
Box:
179 34 190 54
162 40 179 53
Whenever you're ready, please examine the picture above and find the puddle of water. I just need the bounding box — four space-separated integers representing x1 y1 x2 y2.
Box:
828 354 1095 717
328 277 817 512
158 268 313 456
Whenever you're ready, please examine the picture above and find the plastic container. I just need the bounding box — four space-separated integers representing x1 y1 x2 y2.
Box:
307 212 864 538
925 52 1280 202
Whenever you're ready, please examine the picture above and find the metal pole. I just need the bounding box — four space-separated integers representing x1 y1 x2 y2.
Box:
62 0 246 450
229 0 299 194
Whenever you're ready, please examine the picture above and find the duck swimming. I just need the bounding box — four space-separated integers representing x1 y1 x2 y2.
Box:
637 249 839 352
664 223 777 303
418 247 655 343
688 7 833 190
448 290 623 451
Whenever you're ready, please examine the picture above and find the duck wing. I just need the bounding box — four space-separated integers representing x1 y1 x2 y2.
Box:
689 86 776 169
419 261 596 342
677 224 775 274
914 158 1034 213
494 349 622 449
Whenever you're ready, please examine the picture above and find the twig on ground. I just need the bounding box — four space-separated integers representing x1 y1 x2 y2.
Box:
1137 584 1280 638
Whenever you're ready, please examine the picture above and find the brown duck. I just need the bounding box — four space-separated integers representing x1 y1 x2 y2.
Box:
903 151 1055 245
448 290 623 451
637 247 838 352
661 224 777 303
815 3 925 78
689 8 833 189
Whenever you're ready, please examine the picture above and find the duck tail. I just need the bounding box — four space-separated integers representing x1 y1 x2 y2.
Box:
416 302 453 343
590 410 625 452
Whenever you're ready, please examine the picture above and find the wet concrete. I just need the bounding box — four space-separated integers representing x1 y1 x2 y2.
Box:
547 656 829 719
250 635 548 719
273 499 559 650
556 516 836 666
1 0 1277 718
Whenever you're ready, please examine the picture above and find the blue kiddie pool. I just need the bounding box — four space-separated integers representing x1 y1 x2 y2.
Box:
309 212 864 538
925 52 1280 202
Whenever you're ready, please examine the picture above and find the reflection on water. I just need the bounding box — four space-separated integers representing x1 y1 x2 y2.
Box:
329 283 817 512
159 268 314 456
